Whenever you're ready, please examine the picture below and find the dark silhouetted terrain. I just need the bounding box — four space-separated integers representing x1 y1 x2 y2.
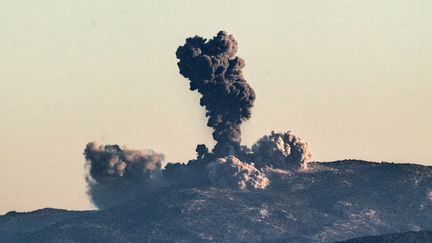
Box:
1 160 431 242
338 230 432 243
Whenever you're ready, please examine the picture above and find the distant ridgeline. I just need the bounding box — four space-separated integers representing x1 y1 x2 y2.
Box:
338 230 432 243
1 160 431 243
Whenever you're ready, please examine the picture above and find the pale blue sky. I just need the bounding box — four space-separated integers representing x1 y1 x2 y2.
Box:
1 0 431 214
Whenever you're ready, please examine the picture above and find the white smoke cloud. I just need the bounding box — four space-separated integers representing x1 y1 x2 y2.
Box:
252 131 312 169
207 156 270 190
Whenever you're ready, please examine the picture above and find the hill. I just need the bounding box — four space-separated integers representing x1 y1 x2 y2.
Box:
1 160 431 242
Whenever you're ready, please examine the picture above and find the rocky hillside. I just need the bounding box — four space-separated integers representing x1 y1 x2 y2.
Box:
1 160 431 242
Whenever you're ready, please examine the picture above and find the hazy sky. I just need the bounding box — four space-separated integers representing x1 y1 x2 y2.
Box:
1 0 431 214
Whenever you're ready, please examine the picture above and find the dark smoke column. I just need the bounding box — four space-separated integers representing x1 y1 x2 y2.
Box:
176 31 256 157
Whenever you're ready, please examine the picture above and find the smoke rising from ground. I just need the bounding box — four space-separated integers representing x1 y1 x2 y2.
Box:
84 142 163 183
84 142 164 208
84 31 312 209
176 31 256 157
252 131 312 169
207 156 270 190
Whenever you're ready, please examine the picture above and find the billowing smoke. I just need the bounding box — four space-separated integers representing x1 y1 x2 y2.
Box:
83 142 164 208
84 142 163 182
84 31 312 209
252 131 312 169
176 31 256 157
207 156 270 190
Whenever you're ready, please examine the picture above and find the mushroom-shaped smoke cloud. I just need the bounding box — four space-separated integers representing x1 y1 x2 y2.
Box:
84 31 313 209
252 131 312 169
176 31 256 157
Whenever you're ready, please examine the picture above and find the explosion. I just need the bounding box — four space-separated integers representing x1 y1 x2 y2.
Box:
176 31 255 157
252 131 312 169
84 31 312 209
207 156 270 190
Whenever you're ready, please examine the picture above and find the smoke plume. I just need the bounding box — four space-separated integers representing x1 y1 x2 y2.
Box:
207 156 270 190
84 142 164 208
252 131 312 169
176 31 256 157
84 31 313 209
